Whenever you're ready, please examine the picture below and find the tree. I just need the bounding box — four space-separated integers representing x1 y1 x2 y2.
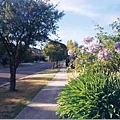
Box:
43 41 67 64
0 41 6 58
67 40 79 56
21 48 33 63
0 0 64 91
67 40 75 50
0 41 8 66
67 40 79 50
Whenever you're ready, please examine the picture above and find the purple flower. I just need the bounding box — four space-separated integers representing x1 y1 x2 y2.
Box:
97 49 112 61
83 37 94 44
88 43 103 53
114 42 120 54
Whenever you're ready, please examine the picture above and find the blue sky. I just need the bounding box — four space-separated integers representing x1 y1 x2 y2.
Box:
50 0 120 46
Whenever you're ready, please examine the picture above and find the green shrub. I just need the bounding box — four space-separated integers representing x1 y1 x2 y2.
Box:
56 69 120 119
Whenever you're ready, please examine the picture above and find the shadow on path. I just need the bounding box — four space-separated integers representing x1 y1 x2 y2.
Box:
15 68 67 119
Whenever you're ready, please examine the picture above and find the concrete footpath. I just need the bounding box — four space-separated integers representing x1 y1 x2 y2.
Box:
15 67 68 119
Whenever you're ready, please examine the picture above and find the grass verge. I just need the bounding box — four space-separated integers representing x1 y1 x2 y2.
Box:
0 68 59 119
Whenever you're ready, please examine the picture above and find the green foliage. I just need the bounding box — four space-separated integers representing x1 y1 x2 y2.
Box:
0 42 6 57
74 38 120 74
74 49 96 74
0 41 8 66
57 18 120 119
0 0 64 91
110 18 120 35
67 40 76 50
0 0 64 61
67 40 79 55
57 67 120 119
43 41 67 62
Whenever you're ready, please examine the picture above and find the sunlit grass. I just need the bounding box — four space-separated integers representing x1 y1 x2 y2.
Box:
38 68 60 74
0 68 59 119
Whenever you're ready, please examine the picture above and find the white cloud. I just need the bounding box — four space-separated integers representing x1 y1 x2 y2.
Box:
60 4 99 18
50 0 120 21
50 0 99 18
49 0 120 45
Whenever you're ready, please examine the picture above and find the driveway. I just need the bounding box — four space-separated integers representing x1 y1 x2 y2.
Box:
0 62 52 86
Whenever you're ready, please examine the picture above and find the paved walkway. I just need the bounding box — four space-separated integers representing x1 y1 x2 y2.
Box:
15 67 68 119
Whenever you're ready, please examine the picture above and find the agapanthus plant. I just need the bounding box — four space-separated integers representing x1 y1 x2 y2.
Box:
114 42 120 54
88 43 103 53
97 49 112 61
83 36 94 44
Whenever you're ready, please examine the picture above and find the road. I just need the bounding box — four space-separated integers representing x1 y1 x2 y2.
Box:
0 62 52 86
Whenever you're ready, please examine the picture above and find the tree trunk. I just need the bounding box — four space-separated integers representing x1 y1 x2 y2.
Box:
9 64 17 91
9 52 23 91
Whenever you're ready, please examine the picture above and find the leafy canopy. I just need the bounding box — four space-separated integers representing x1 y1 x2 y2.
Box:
43 41 67 62
0 0 64 91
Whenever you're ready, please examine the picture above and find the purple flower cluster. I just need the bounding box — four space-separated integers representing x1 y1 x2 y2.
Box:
114 42 120 54
97 49 112 61
88 43 103 53
83 37 94 44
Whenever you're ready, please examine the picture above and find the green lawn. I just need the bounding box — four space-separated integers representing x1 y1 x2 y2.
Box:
0 68 59 119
